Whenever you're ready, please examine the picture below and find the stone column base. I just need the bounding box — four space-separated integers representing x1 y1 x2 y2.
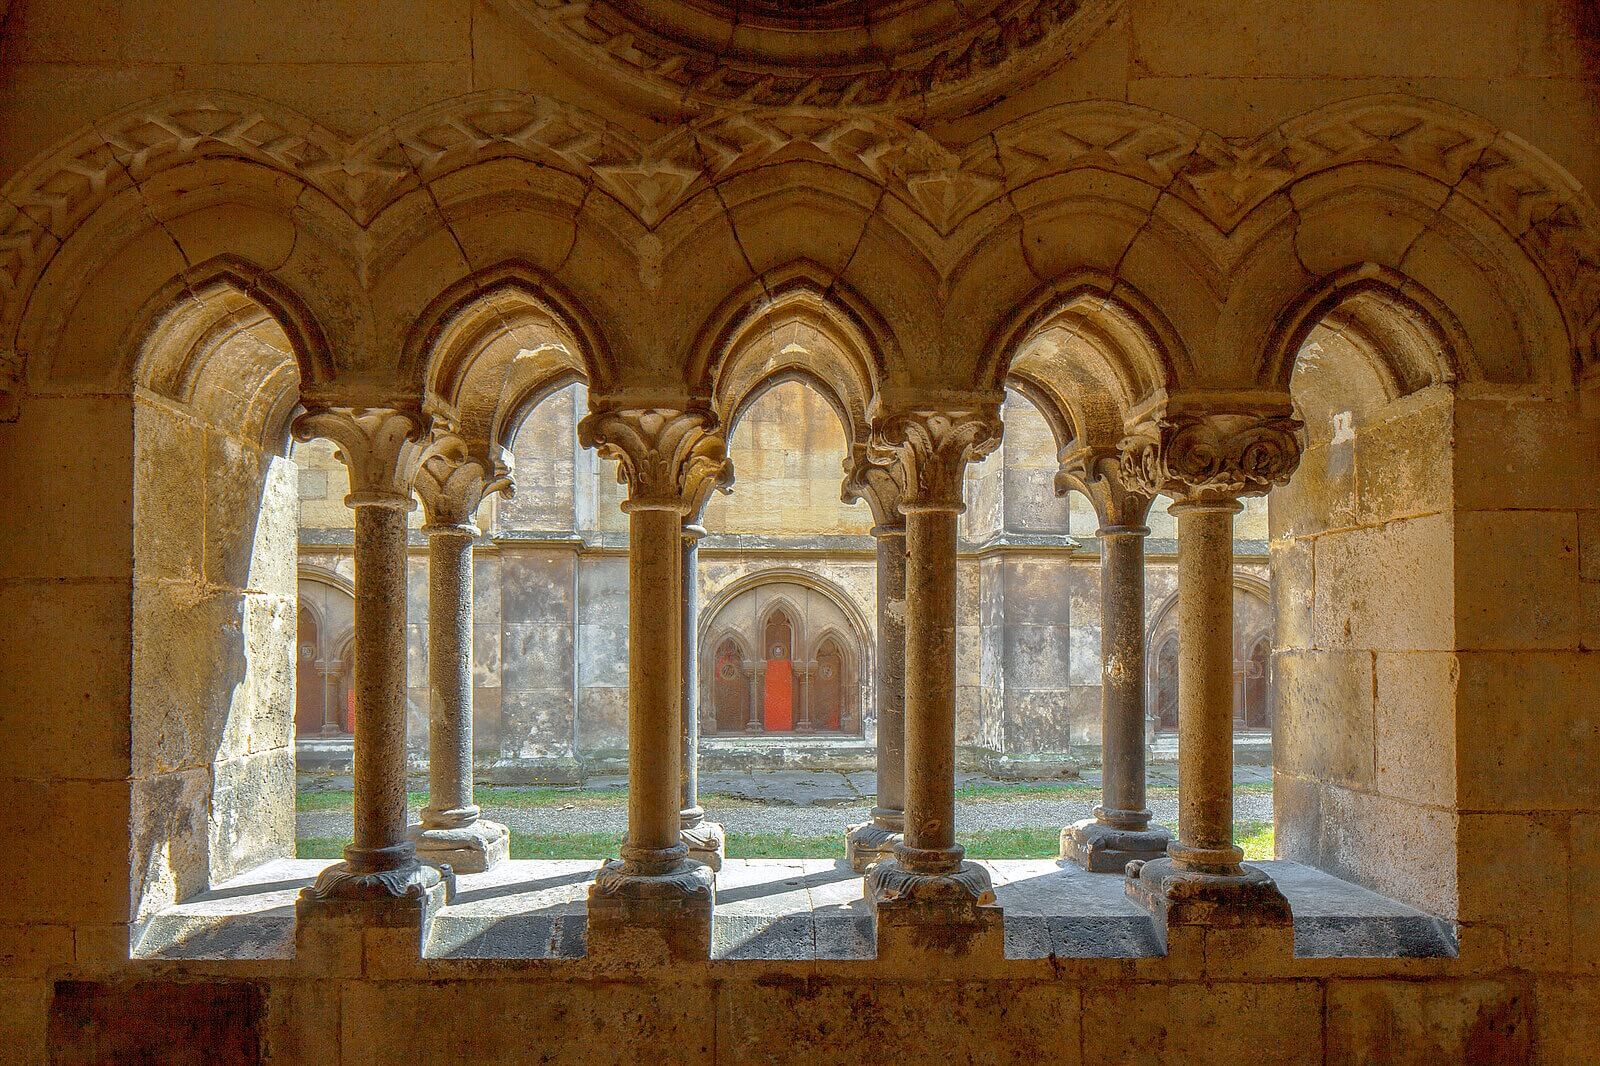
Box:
865 857 1003 960
844 819 902 873
409 819 510 874
587 859 716 960
1060 818 1172 874
1125 856 1292 951
680 820 726 871
295 869 448 974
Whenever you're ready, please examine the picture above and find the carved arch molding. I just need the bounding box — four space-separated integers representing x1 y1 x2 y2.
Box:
2 87 1597 413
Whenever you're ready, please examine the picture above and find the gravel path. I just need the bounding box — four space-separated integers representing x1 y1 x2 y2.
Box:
297 791 1274 839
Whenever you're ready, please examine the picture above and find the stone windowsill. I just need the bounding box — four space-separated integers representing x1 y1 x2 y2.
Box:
135 857 1456 964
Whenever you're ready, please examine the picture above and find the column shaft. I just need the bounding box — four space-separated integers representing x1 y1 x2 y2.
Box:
623 504 684 869
874 529 908 822
421 527 477 828
1172 501 1244 871
901 506 960 865
350 502 411 863
680 529 701 821
320 665 342 735
1099 528 1151 827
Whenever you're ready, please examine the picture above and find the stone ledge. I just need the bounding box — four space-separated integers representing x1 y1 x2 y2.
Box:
133 857 1457 965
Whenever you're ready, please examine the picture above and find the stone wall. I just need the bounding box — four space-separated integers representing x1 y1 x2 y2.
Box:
130 395 297 928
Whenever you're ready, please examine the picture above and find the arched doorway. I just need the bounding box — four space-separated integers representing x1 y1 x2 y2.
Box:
294 605 323 736
702 576 869 737
1147 580 1273 735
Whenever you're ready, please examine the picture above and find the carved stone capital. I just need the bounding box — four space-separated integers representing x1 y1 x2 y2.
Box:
291 406 435 508
414 432 514 531
1055 443 1155 530
1119 413 1304 505
870 407 1002 512
841 446 909 529
578 406 731 512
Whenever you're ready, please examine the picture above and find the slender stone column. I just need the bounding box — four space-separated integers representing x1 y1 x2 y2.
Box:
864 407 1003 930
579 406 730 950
291 407 443 906
1058 450 1171 871
407 435 511 873
745 663 765 731
843 453 910 870
795 661 816 732
1119 409 1302 930
318 661 343 736
679 523 725 869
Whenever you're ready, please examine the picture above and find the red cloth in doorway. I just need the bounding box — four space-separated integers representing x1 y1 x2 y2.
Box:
763 659 794 731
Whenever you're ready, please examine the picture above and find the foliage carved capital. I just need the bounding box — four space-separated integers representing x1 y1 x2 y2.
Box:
870 407 1002 512
577 406 731 513
414 432 514 531
841 446 909 530
1055 443 1155 530
290 406 435 509
1119 412 1304 505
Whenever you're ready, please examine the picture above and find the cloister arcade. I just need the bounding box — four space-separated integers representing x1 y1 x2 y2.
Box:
3 2 1598 1056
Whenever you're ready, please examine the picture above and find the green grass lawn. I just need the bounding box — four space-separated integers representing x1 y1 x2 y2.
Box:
297 821 1275 862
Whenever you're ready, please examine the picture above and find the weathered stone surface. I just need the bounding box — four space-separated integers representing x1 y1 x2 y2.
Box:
1275 649 1376 790
1083 980 1320 1063
48 981 265 1066
1324 978 1531 1065
1311 514 1454 652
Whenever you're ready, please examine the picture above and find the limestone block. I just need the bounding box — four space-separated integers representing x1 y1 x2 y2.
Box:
1067 622 1101 685
502 623 575 692
1535 977 1600 1064
340 976 713 1062
1571 815 1600 973
48 980 266 1065
131 767 211 920
1454 510 1580 651
956 621 983 687
1353 395 1452 526
132 585 248 774
1311 513 1453 651
1271 539 1314 650
0 924 73 978
201 431 273 590
577 687 628 750
719 978 1077 1064
1273 439 1356 541
1454 397 1600 513
1373 652 1457 808
472 687 503 756
503 688 576 759
0 396 133 582
1083 979 1321 1064
132 403 205 583
1324 978 1531 1064
998 557 1072 624
0 979 47 1065
0 580 131 780
1274 774 1458 919
405 622 429 687
1581 513 1600 582
1002 624 1072 689
576 623 627 689
1456 811 1570 966
208 748 295 885
503 551 579 624
1455 652 1600 812
472 623 501 688
1274 649 1376 790
6 776 130 925
1003 468 1072 532
471 555 501 622
978 557 1004 628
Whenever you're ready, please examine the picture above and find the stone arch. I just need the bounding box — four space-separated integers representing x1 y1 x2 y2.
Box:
699 569 874 659
693 264 888 421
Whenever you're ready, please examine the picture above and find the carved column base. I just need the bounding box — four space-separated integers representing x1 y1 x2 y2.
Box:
844 810 904 873
295 855 449 973
587 857 716 960
299 845 445 904
679 819 726 872
1060 817 1172 874
867 858 1003 961
1125 856 1292 949
408 819 510 874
